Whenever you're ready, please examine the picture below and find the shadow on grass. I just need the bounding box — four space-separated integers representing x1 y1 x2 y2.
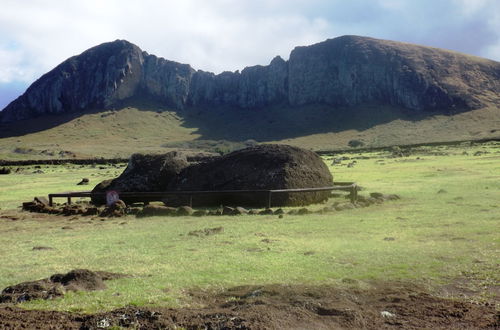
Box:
0 95 441 142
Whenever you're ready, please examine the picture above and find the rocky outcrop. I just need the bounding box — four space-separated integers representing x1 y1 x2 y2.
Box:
90 145 333 207
287 36 500 111
91 152 189 205
166 144 333 207
2 36 499 122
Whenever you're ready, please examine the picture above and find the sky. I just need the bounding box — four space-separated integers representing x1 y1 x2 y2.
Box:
1 0 499 109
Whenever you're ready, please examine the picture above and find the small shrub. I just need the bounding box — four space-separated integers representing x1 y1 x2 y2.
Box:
348 140 365 148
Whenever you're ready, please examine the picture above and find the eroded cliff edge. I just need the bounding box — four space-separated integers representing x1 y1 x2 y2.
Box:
1 35 499 123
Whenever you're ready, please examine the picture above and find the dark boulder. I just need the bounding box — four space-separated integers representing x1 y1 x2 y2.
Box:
167 144 333 207
91 151 189 205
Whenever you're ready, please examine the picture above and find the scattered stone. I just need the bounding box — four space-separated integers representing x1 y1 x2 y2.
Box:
297 208 310 215
342 204 355 210
77 178 89 185
188 227 224 237
83 207 99 216
0 167 11 175
222 206 236 216
437 189 448 194
383 237 396 241
32 246 54 251
370 192 384 199
235 206 249 215
192 210 208 217
273 208 284 215
261 239 278 243
259 208 274 215
137 205 176 217
99 200 127 217
380 311 396 318
176 206 194 216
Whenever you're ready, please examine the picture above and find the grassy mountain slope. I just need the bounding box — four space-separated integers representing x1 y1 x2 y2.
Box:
0 101 498 159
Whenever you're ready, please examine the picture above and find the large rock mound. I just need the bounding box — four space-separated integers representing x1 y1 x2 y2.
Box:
91 151 189 205
167 144 333 207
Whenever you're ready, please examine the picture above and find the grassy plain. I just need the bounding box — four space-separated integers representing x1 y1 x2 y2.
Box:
0 142 498 313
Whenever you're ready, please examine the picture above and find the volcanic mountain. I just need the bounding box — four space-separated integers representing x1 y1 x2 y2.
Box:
0 36 499 157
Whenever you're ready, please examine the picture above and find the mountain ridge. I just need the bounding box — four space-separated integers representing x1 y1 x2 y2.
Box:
1 35 499 123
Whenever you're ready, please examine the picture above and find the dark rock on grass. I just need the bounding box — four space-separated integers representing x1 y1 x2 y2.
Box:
259 208 274 215
370 192 385 199
32 246 54 251
273 208 284 215
83 207 99 216
91 152 189 205
126 207 142 215
77 178 89 185
0 269 126 304
222 206 236 216
437 189 448 194
168 144 333 207
0 167 11 175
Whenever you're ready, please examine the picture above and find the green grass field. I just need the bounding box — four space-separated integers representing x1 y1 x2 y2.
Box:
0 142 498 313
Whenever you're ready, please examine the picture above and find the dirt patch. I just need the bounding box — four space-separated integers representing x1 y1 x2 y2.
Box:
0 283 497 329
0 269 127 304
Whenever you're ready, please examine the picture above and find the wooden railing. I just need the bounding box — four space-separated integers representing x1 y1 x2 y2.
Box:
48 183 358 208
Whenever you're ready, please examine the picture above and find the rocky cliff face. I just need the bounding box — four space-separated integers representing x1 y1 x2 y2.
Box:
1 36 499 123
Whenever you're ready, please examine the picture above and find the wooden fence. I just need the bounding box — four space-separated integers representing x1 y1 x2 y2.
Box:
48 182 358 208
